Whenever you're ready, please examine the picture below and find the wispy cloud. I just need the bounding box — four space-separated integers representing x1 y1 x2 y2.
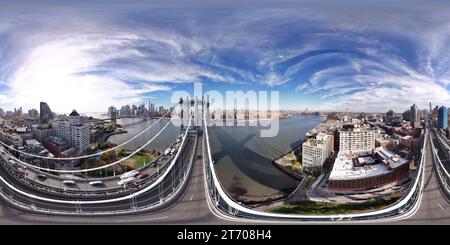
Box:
1 1 450 113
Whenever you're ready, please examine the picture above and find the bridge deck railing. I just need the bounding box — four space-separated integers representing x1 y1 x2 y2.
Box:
203 112 428 221
0 122 197 215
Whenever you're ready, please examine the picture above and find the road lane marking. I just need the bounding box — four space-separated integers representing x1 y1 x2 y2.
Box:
438 203 449 214
115 215 170 223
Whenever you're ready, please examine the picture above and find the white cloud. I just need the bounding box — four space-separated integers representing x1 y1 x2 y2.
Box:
2 3 450 113
2 31 173 112
0 19 241 112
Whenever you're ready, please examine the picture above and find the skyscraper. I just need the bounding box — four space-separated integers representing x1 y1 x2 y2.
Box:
40 102 53 124
438 106 448 129
410 104 419 128
54 110 89 153
28 108 39 119
386 109 394 122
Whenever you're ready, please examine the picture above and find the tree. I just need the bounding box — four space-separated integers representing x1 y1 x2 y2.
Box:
101 151 112 162
117 148 126 157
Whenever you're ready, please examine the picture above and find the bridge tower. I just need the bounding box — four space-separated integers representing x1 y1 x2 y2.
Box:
111 109 117 129
178 97 205 134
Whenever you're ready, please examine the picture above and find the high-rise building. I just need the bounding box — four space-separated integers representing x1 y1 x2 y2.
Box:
386 110 395 122
28 108 39 119
40 102 53 124
410 104 419 128
131 105 137 116
53 121 71 141
14 107 23 116
438 106 448 129
433 105 439 119
69 110 89 152
137 104 145 116
69 110 81 125
148 100 152 115
120 105 132 117
302 133 331 170
339 126 375 151
403 109 411 122
70 124 89 152
54 110 90 153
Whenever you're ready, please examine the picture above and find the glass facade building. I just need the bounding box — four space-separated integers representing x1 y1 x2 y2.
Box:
438 106 448 129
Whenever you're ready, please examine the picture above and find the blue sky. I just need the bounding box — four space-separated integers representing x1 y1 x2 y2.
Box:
1 0 450 113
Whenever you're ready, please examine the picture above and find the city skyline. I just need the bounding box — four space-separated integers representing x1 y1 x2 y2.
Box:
0 100 440 116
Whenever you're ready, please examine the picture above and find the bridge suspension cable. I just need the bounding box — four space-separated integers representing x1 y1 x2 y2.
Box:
0 118 192 205
0 104 177 160
1 116 176 173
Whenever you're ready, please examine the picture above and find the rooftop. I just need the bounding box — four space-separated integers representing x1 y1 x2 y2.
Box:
25 139 41 147
329 147 408 181
69 110 80 117
46 136 69 146
16 127 27 133
304 133 329 147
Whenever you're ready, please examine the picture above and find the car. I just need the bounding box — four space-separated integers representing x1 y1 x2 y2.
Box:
120 170 139 180
137 173 149 179
117 177 135 186
89 180 103 186
63 180 76 186
164 148 172 155
37 174 47 180
18 168 28 176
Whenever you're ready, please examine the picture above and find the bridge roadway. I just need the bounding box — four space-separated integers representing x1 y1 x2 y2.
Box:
2 131 450 224
0 134 226 224
396 131 450 224
0 149 174 195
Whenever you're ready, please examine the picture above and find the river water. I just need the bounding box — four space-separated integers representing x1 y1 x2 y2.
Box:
108 118 182 153
108 115 323 201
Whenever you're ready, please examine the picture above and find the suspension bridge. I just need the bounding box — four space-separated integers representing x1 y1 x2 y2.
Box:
0 100 450 224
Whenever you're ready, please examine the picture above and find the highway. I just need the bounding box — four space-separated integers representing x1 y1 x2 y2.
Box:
2 128 450 224
0 134 226 224
397 130 450 224
0 149 175 198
